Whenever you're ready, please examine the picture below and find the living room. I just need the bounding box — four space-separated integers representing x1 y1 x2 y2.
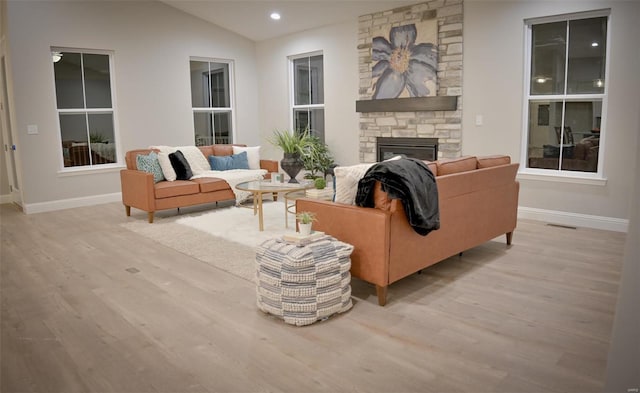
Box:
1 0 639 392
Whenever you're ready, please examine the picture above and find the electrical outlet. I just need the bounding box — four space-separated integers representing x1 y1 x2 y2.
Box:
475 115 483 126
27 124 38 135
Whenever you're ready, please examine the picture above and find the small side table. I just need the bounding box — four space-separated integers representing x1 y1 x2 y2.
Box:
283 186 334 228
255 236 353 326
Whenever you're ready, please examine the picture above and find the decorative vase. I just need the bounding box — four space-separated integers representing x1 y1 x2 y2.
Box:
298 222 312 236
280 152 303 183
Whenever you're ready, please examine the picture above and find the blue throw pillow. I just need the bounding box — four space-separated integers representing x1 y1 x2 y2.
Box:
136 151 165 183
209 151 250 171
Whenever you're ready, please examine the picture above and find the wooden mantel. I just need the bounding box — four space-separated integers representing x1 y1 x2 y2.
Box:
355 96 458 113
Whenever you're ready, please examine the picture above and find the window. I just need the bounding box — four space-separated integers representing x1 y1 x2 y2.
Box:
53 49 118 168
290 53 324 142
524 11 609 175
190 59 234 145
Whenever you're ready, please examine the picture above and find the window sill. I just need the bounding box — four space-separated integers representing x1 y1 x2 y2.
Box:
517 169 607 186
57 164 125 177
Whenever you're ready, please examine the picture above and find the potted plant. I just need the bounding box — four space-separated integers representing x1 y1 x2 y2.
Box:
268 128 311 183
295 211 317 236
301 135 335 181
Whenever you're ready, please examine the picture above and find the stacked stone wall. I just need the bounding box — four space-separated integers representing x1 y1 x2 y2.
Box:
357 0 463 162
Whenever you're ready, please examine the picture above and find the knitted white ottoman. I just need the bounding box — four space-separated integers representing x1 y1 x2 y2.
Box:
255 236 353 326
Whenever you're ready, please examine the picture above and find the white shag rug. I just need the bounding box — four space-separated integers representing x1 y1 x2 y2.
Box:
120 201 298 281
175 201 297 248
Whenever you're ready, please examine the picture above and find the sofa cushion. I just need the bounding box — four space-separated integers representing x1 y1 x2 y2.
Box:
212 145 234 156
208 152 250 171
192 177 230 193
423 161 437 176
437 156 478 175
136 151 165 183
477 155 511 169
169 150 193 180
154 180 199 199
232 146 261 170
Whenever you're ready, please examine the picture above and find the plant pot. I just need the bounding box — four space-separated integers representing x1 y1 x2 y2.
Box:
298 222 312 236
281 152 303 183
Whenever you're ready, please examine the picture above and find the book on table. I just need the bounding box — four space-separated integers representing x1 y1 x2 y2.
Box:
282 231 325 244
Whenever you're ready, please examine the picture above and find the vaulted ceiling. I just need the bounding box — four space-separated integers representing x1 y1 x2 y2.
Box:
159 0 418 42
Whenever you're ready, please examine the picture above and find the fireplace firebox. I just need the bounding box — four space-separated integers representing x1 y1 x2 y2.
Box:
377 137 438 162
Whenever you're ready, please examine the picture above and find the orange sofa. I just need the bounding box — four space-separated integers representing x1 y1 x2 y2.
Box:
296 155 520 306
121 144 278 223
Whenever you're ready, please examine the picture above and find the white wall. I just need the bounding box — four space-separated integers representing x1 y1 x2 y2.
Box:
0 0 10 200
6 0 259 208
463 0 640 223
255 21 360 166
604 116 640 390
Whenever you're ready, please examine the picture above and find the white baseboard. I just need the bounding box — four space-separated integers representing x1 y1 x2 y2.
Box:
518 206 629 233
0 194 12 204
23 193 122 214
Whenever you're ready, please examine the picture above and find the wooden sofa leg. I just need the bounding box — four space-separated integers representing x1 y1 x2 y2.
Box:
273 192 278 202
125 205 131 217
376 285 388 306
148 212 155 223
506 231 513 245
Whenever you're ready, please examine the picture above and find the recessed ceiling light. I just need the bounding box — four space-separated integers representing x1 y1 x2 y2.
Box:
270 12 281 20
591 42 599 47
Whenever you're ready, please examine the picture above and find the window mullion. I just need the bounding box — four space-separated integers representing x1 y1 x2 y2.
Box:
79 53 93 166
563 21 570 95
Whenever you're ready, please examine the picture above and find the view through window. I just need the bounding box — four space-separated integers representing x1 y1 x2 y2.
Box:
190 59 234 145
291 53 324 142
525 12 608 175
53 49 117 168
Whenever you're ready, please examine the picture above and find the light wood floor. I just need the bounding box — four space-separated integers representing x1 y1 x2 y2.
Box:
0 202 626 393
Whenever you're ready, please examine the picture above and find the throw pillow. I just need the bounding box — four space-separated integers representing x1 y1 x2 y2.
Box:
208 151 250 171
175 146 210 175
157 151 177 181
333 163 375 205
232 146 260 170
136 152 165 183
168 150 193 180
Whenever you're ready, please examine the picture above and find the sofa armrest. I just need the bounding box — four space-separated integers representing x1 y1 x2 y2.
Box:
120 169 156 212
296 198 391 288
260 159 279 174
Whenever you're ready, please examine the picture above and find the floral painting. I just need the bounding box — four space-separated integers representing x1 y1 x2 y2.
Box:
371 21 438 99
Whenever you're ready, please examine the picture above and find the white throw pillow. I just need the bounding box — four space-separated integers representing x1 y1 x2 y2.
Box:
333 163 375 205
157 152 177 181
176 146 210 176
232 146 261 170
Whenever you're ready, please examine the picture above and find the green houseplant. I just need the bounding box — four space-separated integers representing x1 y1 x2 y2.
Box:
301 135 335 181
268 129 312 183
295 211 317 235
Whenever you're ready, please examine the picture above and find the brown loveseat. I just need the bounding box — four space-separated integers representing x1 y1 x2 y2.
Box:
297 155 520 306
121 144 278 223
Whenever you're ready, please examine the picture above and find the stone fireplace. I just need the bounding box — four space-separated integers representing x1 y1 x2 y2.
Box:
357 1 463 163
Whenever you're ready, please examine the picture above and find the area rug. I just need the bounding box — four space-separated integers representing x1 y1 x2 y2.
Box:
120 201 297 282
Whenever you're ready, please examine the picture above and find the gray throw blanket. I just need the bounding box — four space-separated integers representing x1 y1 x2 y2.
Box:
355 158 440 236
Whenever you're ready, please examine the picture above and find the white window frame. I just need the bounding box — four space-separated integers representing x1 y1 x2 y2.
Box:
519 9 611 185
289 51 324 139
52 47 121 173
190 57 236 145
